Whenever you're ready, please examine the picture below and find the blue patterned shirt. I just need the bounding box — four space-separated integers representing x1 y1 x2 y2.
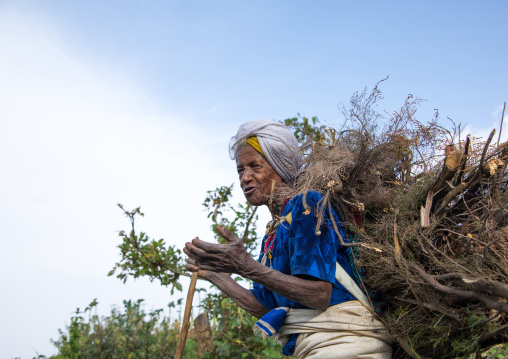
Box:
250 191 355 310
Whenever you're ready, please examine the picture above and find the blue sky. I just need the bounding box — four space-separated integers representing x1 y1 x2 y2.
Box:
14 0 507 128
0 1 506 358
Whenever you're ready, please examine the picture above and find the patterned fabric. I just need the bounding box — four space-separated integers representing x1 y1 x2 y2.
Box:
252 307 289 340
246 136 264 156
250 191 356 355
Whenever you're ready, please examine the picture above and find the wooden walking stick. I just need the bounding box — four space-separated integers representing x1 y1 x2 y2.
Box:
174 271 199 359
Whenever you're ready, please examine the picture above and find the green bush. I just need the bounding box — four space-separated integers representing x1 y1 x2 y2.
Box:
49 298 195 359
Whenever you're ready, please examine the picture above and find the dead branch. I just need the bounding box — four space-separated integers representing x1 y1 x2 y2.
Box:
497 102 506 147
242 205 258 242
477 324 508 349
456 134 471 185
395 297 462 323
480 129 497 175
434 273 508 299
410 263 508 313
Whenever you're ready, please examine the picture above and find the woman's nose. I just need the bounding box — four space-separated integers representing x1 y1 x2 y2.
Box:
240 168 253 184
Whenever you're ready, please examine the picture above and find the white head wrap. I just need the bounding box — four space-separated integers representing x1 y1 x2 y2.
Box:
229 119 302 185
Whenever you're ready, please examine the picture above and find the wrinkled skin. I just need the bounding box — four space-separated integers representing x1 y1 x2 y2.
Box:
184 145 332 316
235 145 283 208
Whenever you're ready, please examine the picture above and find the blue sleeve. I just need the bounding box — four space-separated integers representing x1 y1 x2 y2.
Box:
287 192 337 284
250 284 277 310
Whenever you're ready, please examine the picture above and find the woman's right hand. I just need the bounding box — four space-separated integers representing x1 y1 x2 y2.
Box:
185 257 210 280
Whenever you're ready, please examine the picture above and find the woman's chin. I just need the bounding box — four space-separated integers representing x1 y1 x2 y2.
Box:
245 194 265 207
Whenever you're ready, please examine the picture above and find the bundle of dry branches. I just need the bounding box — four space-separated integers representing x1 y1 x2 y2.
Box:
295 84 508 358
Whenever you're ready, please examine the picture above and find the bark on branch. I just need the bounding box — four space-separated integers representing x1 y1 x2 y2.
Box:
477 324 508 349
409 263 508 314
435 273 508 299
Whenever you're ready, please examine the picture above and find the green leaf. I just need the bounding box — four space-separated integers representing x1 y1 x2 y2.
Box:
175 282 182 292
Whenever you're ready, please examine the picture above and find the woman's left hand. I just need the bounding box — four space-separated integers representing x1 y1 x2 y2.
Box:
183 225 254 276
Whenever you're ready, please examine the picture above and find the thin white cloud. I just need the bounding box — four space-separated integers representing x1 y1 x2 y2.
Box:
462 104 508 145
0 8 235 358
210 104 226 113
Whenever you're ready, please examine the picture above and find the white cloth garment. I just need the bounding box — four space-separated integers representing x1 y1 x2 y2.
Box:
229 119 302 185
279 301 393 359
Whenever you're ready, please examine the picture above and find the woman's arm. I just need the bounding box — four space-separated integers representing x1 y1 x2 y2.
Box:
186 259 269 318
240 260 332 311
183 226 332 311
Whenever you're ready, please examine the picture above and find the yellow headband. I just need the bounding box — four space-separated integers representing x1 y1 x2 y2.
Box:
246 136 264 156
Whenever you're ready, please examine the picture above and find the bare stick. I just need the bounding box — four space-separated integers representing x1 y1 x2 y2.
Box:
480 129 496 173
393 213 402 267
327 197 370 249
302 187 310 213
498 101 506 147
410 262 508 313
242 205 258 241
314 190 330 236
478 323 508 348
456 134 471 185
174 271 199 359
435 273 508 299
395 297 461 322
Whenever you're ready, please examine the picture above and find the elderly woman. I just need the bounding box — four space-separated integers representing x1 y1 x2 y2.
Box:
184 120 392 359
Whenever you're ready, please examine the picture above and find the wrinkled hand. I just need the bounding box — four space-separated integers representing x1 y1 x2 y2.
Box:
183 225 253 276
185 256 211 279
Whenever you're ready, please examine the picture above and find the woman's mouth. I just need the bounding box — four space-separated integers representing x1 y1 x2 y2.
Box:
243 187 257 195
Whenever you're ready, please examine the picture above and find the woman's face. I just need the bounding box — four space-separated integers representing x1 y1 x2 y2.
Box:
236 145 283 207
